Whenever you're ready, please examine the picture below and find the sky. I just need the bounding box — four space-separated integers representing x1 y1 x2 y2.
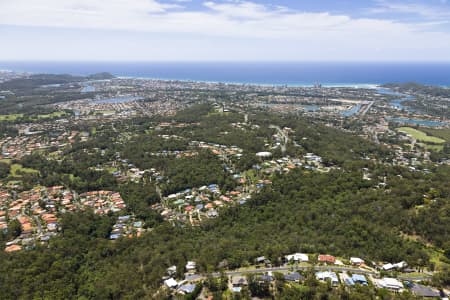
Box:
1 0 450 61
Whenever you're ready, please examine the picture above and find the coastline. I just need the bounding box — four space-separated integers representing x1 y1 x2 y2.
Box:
115 76 380 89
1 61 450 87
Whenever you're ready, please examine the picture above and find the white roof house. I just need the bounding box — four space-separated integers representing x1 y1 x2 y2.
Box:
167 265 177 275
382 261 407 270
393 261 407 269
316 271 339 285
186 261 196 271
285 253 309 262
164 278 178 288
350 257 364 265
377 277 403 291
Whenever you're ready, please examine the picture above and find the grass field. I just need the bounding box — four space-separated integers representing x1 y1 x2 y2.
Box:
10 164 39 177
417 143 444 152
0 114 23 121
36 111 68 119
397 127 446 144
421 128 450 143
0 159 12 165
0 111 68 121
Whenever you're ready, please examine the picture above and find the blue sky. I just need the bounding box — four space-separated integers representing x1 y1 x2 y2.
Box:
1 0 450 61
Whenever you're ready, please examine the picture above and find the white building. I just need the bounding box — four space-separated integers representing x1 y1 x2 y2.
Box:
350 257 365 265
377 277 403 291
164 278 178 288
186 261 196 272
316 271 339 286
285 253 309 262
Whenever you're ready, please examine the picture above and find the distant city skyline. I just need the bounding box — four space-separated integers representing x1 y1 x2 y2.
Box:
1 0 450 61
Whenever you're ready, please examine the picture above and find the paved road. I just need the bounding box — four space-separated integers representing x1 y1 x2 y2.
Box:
211 265 377 278
269 125 288 154
33 215 43 234
360 101 375 116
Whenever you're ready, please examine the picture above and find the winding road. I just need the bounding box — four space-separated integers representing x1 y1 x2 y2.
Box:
269 125 288 154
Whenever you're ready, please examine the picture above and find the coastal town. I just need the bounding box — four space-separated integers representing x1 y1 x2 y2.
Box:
2 0 450 297
0 71 449 299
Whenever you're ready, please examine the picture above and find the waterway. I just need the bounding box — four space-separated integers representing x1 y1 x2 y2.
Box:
301 105 320 112
387 117 447 127
342 104 362 117
374 87 449 127
81 85 96 93
375 87 416 112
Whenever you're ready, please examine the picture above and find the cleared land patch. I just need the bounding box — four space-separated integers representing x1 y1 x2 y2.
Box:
397 127 445 144
36 111 69 119
10 164 39 177
0 114 23 121
421 128 450 143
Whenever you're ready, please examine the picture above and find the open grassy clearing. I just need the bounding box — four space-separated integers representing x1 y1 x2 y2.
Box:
397 127 445 144
417 143 444 152
0 114 23 121
0 111 68 122
421 128 450 143
10 164 39 177
0 159 12 165
35 111 69 119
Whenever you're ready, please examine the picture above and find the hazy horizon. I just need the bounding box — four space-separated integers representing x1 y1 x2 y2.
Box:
2 0 450 62
2 61 450 86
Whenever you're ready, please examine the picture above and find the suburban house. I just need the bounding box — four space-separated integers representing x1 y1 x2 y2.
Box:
318 254 336 264
178 283 196 295
284 272 304 282
232 276 248 293
410 283 440 298
258 274 274 283
376 277 404 291
382 263 395 271
316 271 339 286
342 276 355 286
382 261 407 271
285 253 309 262
164 278 178 288
167 265 177 276
351 274 368 285
255 256 271 266
186 261 196 273
350 257 365 266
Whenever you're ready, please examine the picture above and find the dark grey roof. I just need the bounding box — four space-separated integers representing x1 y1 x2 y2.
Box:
179 284 196 294
232 276 248 285
284 272 304 282
411 284 440 298
259 275 273 282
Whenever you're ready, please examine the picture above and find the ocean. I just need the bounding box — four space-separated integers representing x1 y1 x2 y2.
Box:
1 61 450 86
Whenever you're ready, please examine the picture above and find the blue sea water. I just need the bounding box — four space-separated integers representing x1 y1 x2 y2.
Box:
1 61 450 86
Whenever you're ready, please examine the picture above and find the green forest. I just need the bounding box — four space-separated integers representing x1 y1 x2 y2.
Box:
0 105 449 299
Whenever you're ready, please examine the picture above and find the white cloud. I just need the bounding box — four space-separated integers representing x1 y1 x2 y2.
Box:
370 0 450 19
203 1 288 19
1 0 450 61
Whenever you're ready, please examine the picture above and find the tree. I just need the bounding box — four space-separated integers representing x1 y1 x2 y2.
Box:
0 162 10 179
8 219 22 238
